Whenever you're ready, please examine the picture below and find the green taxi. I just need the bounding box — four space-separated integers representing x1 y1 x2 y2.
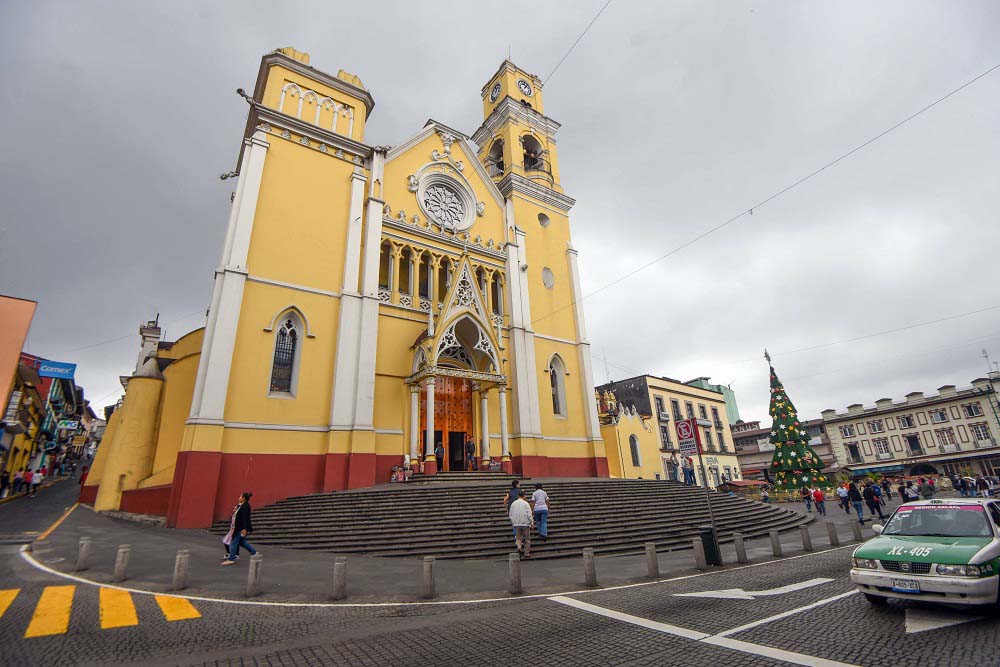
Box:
850 498 1000 607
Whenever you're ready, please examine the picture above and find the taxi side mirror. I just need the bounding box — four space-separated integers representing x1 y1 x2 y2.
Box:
871 524 883 535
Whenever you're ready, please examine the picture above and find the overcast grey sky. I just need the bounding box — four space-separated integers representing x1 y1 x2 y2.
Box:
2 1 998 423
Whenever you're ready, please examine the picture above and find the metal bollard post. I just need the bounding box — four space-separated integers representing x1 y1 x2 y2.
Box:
331 556 347 601
246 554 263 597
583 548 599 586
508 553 522 595
799 525 813 552
769 530 783 558
851 521 863 541
422 556 436 599
113 545 131 582
645 542 659 578
733 532 748 564
172 550 190 590
75 537 91 572
826 522 841 547
692 538 708 570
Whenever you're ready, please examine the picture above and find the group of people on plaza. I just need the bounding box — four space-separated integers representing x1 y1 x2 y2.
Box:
504 480 550 559
953 473 996 498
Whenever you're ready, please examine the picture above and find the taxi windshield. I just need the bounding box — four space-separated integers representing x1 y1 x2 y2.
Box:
882 505 993 538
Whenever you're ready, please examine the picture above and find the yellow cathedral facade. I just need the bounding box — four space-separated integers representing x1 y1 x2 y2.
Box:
82 48 608 527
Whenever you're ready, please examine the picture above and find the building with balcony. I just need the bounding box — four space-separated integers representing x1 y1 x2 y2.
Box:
732 418 838 482
821 373 1000 479
596 375 742 487
1 364 46 474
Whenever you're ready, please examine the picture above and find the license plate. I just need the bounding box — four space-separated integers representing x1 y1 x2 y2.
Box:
892 579 920 593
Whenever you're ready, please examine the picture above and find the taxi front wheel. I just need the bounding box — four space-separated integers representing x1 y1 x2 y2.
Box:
864 593 888 606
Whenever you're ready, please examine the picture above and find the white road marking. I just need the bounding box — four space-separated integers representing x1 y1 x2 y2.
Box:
905 608 984 634
673 577 834 600
714 590 859 637
548 596 709 640
549 594 860 667
19 542 858 609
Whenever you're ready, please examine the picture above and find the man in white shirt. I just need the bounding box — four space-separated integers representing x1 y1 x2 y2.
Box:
509 489 534 558
530 483 550 541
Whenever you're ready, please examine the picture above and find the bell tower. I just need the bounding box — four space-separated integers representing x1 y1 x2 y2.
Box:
472 61 605 478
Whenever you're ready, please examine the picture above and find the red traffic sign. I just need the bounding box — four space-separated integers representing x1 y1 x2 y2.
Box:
676 418 701 457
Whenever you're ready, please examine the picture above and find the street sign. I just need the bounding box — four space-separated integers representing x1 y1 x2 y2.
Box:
676 418 700 457
57 420 79 430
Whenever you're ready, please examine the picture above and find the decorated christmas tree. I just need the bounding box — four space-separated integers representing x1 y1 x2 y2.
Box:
765 351 827 489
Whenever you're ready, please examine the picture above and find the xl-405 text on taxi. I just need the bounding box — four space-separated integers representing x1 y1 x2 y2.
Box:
850 498 1000 607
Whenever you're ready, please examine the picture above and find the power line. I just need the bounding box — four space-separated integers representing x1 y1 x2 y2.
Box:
545 0 614 83
534 59 1000 325
59 309 206 355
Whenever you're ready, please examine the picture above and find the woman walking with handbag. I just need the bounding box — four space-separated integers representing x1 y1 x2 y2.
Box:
221 492 259 565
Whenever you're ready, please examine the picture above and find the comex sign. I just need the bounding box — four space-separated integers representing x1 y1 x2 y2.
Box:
38 361 76 380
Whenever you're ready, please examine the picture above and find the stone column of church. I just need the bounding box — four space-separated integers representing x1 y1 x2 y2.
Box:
428 256 438 311
390 245 401 305
409 385 419 465
424 377 437 475
480 388 490 464
499 385 511 473
407 254 416 303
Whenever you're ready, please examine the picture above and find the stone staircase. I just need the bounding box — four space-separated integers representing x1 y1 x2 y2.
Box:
213 478 810 560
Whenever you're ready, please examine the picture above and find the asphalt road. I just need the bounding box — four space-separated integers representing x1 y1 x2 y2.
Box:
1 484 998 666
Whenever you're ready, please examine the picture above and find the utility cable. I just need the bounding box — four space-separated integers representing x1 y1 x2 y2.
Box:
534 59 1000 325
545 0 614 83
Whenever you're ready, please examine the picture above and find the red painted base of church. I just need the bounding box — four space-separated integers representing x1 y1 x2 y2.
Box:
120 485 172 516
151 451 607 529
78 484 98 504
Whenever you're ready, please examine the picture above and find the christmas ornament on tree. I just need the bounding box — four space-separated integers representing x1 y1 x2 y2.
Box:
764 350 827 490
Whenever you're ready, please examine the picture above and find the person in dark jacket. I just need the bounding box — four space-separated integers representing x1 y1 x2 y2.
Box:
862 482 885 521
847 483 865 524
221 492 258 565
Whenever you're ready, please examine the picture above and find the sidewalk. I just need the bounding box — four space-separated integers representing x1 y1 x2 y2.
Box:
0 475 68 507
27 496 883 604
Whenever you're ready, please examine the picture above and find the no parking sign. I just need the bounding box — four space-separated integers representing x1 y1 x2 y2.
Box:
676 418 701 457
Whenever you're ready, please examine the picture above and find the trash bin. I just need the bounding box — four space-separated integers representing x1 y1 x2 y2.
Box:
698 525 722 566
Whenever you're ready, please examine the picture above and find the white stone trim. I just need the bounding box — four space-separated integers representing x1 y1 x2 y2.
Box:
225 422 328 432
247 274 343 300
374 428 404 435
534 332 577 346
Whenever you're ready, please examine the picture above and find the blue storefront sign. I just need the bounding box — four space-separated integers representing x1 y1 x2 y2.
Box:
37 360 76 379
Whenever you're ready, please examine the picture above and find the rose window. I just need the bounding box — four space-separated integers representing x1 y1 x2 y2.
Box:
422 185 465 229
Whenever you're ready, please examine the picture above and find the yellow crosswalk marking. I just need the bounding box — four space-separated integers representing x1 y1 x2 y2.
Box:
99 587 138 629
0 589 19 618
154 595 201 621
24 585 75 638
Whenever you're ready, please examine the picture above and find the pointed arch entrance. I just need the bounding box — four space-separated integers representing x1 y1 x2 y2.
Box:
420 375 474 471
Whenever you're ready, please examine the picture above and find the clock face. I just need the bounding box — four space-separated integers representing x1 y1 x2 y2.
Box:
516 78 533 96
489 82 501 103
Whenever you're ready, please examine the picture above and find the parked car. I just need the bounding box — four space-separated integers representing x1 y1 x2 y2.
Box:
850 498 1000 607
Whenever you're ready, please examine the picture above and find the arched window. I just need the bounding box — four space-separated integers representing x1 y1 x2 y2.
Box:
548 355 567 417
486 139 505 177
629 435 641 467
521 135 546 173
270 318 299 394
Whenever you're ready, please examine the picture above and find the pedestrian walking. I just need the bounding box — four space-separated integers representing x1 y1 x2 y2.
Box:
976 475 988 498
221 492 257 565
863 482 885 521
848 483 865 524
21 469 33 495
836 484 849 513
509 489 534 558
902 481 919 503
434 442 445 471
30 470 44 497
917 477 934 500
812 487 826 516
12 469 24 494
78 465 89 487
872 481 884 507
530 483 550 541
880 478 892 501
800 486 813 513
0 470 9 499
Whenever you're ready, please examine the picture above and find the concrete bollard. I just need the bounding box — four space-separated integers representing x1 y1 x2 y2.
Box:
692 538 708 570
645 543 659 578
508 553 522 595
826 522 841 547
172 550 190 590
331 556 347 601
113 545 131 582
246 554 263 597
422 556 436 599
769 530 783 558
583 548 599 586
799 525 813 552
75 537 91 572
851 521 863 541
733 532 748 564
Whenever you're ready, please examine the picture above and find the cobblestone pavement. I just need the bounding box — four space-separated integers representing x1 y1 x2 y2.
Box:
2 484 998 666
